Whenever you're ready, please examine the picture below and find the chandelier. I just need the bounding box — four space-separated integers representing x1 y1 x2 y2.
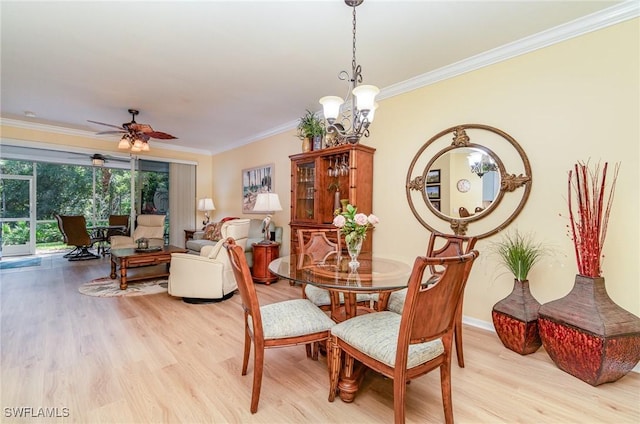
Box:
118 133 150 152
319 0 379 144
468 152 498 178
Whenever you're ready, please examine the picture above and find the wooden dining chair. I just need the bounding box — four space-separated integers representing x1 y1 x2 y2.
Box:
297 229 372 317
386 231 477 368
328 251 479 424
223 237 335 414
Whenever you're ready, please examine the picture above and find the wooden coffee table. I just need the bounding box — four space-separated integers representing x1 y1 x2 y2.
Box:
110 245 188 290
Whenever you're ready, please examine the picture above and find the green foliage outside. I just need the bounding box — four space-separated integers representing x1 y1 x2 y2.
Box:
1 158 169 249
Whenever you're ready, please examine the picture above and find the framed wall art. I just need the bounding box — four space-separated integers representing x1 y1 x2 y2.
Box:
242 163 274 213
426 169 441 184
426 185 440 200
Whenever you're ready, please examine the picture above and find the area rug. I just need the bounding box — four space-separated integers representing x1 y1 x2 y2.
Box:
78 277 168 297
0 257 42 270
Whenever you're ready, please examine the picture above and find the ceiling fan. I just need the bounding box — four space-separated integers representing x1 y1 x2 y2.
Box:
88 109 177 151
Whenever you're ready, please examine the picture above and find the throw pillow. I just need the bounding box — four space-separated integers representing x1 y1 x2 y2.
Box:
203 221 224 241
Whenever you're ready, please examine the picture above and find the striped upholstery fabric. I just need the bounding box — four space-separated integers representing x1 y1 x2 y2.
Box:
304 285 371 307
331 311 444 368
249 299 335 339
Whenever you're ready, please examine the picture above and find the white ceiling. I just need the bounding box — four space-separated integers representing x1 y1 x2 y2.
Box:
0 0 631 155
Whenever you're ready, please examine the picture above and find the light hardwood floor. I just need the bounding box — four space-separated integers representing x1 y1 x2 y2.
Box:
1 253 639 423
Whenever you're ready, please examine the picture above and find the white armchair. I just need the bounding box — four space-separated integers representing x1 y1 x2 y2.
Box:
168 218 250 303
110 215 166 249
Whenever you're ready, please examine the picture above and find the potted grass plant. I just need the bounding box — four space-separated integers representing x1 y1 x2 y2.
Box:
491 229 547 355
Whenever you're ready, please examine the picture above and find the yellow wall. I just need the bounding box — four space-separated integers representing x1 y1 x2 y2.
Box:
2 19 637 325
212 19 639 322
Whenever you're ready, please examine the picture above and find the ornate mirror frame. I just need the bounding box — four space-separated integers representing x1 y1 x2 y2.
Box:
406 124 532 239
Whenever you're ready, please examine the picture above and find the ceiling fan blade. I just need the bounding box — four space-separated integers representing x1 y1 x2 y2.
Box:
87 120 125 130
146 131 177 140
130 123 153 133
96 130 126 135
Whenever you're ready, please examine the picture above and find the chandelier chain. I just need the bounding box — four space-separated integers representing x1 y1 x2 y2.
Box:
352 5 357 76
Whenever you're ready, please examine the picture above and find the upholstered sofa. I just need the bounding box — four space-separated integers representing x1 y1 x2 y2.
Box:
185 218 283 267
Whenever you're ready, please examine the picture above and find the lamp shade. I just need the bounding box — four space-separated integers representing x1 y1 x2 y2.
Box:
319 96 344 121
198 198 215 211
253 193 283 212
352 84 379 112
118 136 130 150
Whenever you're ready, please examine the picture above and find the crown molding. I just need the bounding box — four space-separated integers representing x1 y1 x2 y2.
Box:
381 1 639 100
0 117 211 156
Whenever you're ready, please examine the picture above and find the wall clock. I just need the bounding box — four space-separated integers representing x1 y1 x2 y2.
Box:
457 179 471 193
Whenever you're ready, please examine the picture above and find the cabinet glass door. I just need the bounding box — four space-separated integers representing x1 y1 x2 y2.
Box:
294 161 315 221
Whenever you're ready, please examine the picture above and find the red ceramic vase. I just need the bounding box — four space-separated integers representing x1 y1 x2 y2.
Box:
538 275 640 386
492 279 542 355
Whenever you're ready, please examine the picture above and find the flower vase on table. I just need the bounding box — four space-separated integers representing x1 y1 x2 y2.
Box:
333 203 379 272
346 236 364 270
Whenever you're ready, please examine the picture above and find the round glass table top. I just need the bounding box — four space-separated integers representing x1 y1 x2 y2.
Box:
269 253 412 292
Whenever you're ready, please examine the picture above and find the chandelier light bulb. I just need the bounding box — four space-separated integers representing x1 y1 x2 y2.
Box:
319 96 344 121
352 84 379 112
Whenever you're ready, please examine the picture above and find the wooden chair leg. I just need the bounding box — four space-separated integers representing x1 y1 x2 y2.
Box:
454 299 464 368
393 377 408 424
250 346 264 414
440 360 454 424
242 327 251 376
328 336 341 402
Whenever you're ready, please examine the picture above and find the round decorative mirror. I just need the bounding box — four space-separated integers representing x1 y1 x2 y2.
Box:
406 124 532 239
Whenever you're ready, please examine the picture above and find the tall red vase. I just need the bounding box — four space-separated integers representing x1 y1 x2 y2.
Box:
492 279 542 355
538 274 640 386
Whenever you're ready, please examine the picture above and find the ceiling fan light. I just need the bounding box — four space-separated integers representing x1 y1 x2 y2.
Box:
133 138 143 149
91 154 105 167
118 136 130 149
141 141 150 152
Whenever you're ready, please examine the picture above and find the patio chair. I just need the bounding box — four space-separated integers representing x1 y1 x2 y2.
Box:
55 214 100 261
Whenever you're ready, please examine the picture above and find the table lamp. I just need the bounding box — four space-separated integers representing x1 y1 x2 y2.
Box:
252 192 283 244
198 198 215 226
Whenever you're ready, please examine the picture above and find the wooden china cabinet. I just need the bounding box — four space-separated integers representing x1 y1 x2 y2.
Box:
289 143 375 254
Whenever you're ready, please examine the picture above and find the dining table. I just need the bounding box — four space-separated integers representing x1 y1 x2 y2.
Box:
268 252 412 402
88 225 128 255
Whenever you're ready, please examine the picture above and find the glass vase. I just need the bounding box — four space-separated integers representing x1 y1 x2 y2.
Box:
347 236 363 270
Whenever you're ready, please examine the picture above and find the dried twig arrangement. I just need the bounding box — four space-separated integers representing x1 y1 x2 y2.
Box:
567 161 620 277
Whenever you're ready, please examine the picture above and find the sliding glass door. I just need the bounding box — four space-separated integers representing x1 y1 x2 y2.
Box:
0 175 35 256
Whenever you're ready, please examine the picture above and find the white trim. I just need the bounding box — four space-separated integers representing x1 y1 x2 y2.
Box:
0 118 211 157
0 138 198 166
381 1 640 101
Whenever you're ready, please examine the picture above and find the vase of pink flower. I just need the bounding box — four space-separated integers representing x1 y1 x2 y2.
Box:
332 203 379 270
